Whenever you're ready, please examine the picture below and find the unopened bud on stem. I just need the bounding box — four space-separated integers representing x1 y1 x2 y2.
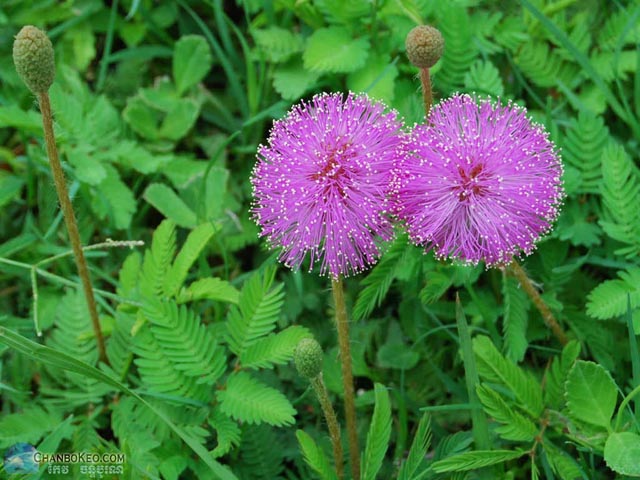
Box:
405 25 444 69
13 25 55 94
294 338 324 379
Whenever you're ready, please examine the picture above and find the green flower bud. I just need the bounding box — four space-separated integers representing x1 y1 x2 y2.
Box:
405 25 444 69
294 338 324 379
13 25 56 94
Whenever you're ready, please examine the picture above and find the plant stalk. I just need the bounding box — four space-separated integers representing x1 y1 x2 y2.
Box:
331 277 360 480
507 260 568 346
311 375 344 479
420 68 434 118
37 91 107 363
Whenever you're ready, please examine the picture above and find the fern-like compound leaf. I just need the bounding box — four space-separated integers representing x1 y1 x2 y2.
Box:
241 325 310 370
209 409 241 458
226 268 285 358
502 273 530 363
544 340 581 409
139 219 177 299
164 222 217 298
586 267 640 320
362 383 392 480
296 430 338 480
217 372 295 426
473 336 543 417
397 413 432 480
476 384 538 442
561 110 610 194
600 142 640 257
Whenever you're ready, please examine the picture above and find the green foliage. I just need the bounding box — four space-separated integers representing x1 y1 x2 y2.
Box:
435 4 479 92
432 449 527 473
0 407 60 448
296 430 337 480
217 372 296 426
501 273 530 363
565 360 618 430
397 413 432 480
252 27 304 63
226 267 285 358
353 236 407 320
544 340 581 409
303 27 370 73
586 267 640 320
173 35 213 96
561 110 609 194
476 384 538 441
604 432 640 477
362 383 392 480
143 183 198 228
473 335 543 417
600 142 640 257
241 325 310 369
209 409 241 458
464 60 504 96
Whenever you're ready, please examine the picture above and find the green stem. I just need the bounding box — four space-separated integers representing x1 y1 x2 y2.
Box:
37 92 107 363
0 257 141 307
97 0 119 91
507 260 568 346
331 277 360 480
455 293 491 450
615 383 640 432
455 293 493 479
311 375 344 479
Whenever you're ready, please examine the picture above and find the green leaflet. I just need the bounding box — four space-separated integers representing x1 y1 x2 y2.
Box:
362 383 393 480
604 432 640 477
296 430 338 480
303 27 369 73
240 325 311 369
473 336 544 418
432 449 527 473
173 35 212 95
586 267 640 320
565 360 618 430
561 110 610 194
435 4 479 92
217 372 296 426
226 267 285 358
476 385 538 442
544 340 581 409
501 273 530 363
397 413 432 480
600 142 640 257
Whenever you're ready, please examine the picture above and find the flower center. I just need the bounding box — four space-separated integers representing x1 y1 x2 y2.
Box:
309 142 354 196
310 154 345 182
454 163 488 202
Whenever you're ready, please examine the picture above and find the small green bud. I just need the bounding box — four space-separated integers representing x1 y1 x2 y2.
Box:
405 25 444 69
13 25 56 94
294 338 324 379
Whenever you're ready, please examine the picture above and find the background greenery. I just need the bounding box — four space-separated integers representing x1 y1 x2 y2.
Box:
1 0 639 478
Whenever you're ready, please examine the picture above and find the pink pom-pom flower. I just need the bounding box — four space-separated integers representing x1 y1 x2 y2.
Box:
251 92 405 278
395 93 564 266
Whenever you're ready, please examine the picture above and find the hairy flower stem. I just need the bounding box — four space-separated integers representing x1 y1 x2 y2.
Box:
507 260 569 346
38 91 107 363
331 278 360 480
420 68 434 117
310 375 344 479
